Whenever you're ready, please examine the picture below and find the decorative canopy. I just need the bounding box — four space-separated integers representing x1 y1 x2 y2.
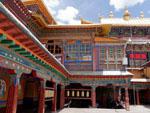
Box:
22 0 57 25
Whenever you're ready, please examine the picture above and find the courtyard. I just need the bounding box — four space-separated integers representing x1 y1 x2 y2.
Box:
58 106 150 113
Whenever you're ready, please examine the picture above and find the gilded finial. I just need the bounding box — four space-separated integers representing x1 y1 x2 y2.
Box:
123 7 131 20
140 11 144 18
109 11 114 18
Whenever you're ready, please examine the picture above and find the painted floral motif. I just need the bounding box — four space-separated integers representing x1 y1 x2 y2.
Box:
0 79 6 97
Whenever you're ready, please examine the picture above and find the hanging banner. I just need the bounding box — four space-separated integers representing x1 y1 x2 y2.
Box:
129 53 147 59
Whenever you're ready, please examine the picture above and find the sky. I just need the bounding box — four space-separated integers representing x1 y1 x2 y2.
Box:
43 0 150 25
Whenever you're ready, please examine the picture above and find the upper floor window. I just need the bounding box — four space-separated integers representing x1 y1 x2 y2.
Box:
128 52 147 67
109 48 114 58
100 48 106 59
47 40 62 54
117 48 123 58
64 40 92 61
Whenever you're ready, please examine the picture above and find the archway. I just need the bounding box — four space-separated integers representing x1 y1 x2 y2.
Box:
139 89 150 105
17 71 41 113
96 86 116 108
45 80 54 112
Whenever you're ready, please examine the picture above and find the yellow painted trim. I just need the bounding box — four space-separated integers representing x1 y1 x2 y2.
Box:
23 0 56 25
31 12 48 27
94 37 126 43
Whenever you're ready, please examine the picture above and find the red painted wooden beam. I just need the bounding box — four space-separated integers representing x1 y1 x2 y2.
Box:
2 25 15 31
0 13 6 19
5 28 18 34
0 21 13 28
22 42 33 46
11 32 23 37
28 45 39 49
19 39 32 43
0 18 8 23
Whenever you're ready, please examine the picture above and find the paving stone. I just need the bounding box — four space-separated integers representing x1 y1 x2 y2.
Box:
58 105 150 113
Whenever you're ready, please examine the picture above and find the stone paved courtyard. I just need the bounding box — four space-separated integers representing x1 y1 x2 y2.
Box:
58 106 150 113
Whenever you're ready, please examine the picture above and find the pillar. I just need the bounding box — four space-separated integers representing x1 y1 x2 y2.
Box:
136 89 140 105
117 87 121 103
38 80 45 113
6 77 18 113
113 86 116 101
52 83 57 112
125 87 130 111
91 86 96 108
60 85 65 109
93 47 97 71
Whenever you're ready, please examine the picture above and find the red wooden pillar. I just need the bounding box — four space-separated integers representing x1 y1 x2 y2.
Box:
113 86 116 101
93 46 97 71
52 83 57 112
38 80 45 113
136 89 140 105
61 50 65 65
6 77 18 113
125 87 130 111
91 87 96 108
60 85 65 109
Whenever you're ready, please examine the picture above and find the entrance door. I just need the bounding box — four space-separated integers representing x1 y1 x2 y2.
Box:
17 76 40 113
96 87 116 108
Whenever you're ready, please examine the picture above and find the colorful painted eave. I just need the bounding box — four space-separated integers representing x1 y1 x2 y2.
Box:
22 0 57 25
94 37 127 43
80 18 93 24
100 18 150 27
0 2 70 80
31 12 48 27
44 24 112 36
0 1 139 82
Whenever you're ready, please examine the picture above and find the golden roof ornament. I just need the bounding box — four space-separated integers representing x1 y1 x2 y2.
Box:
140 11 144 18
123 7 131 20
109 11 114 18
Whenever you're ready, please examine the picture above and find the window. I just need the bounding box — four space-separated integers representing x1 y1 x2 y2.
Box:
109 48 114 58
64 41 92 61
128 53 147 67
117 48 123 58
100 48 105 59
47 40 62 54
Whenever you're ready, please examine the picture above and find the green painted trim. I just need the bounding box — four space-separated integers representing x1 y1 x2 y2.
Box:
0 33 67 81
19 52 31 56
9 45 20 49
15 48 26 52
0 34 6 41
1 39 14 45
0 105 6 108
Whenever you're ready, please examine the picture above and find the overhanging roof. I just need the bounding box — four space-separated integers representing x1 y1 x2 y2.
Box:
70 71 133 76
0 2 70 80
131 78 150 83
22 0 57 25
100 18 150 26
